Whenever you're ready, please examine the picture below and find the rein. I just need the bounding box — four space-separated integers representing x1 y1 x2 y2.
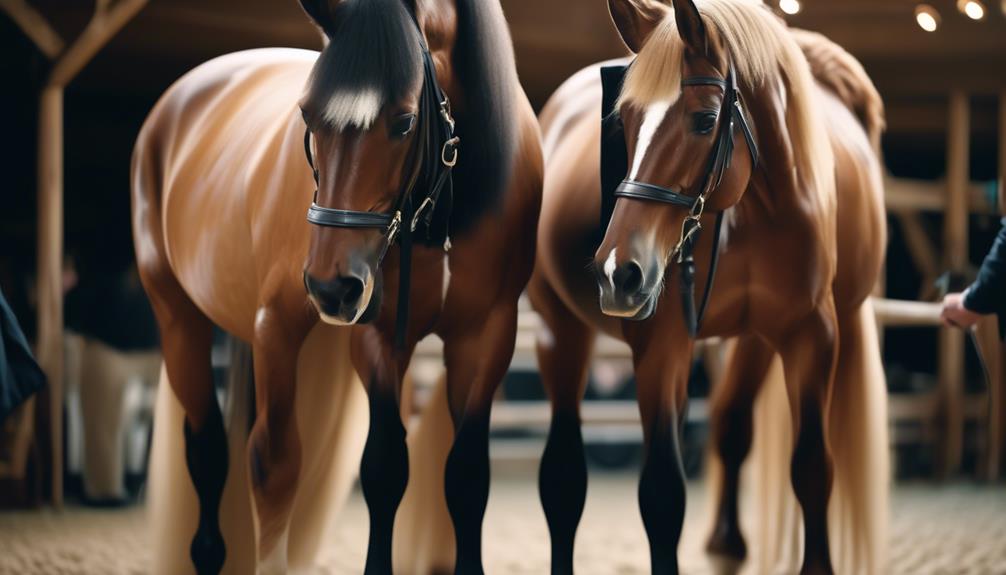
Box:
303 25 459 351
613 64 758 337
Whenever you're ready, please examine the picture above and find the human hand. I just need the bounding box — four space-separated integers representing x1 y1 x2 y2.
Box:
940 291 983 329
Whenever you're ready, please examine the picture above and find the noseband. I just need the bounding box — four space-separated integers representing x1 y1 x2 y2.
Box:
303 21 459 350
613 64 758 337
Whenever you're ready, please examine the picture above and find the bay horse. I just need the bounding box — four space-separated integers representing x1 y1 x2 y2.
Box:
532 1 887 573
132 0 542 573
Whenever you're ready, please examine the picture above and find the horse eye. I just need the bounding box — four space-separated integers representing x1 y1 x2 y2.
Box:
692 111 717 135
390 114 417 138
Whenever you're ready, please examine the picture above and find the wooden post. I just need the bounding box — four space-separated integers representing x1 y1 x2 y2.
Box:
36 86 64 506
1 0 148 509
937 91 970 478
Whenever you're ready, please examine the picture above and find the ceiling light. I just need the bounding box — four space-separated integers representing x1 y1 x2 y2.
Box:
957 0 986 19
779 0 801 15
915 4 941 32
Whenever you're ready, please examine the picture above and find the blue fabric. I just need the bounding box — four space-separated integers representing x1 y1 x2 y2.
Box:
0 287 46 422
964 217 1006 339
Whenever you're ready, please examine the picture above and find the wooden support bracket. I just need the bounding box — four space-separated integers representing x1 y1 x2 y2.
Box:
1 0 148 509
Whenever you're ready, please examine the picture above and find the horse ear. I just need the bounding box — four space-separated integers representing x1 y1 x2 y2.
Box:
298 0 338 36
672 0 707 52
607 0 670 54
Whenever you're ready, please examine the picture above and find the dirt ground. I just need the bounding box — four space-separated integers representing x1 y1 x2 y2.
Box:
2 471 1005 574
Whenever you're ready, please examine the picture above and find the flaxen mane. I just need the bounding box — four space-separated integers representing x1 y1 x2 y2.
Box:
619 0 836 218
791 28 885 153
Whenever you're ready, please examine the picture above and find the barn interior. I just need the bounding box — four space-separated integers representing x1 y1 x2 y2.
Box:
1 0 1005 573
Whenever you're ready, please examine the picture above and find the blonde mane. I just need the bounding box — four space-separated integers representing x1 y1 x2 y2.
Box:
620 0 836 221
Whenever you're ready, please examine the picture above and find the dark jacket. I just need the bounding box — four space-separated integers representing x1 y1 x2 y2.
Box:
964 217 1006 337
1 287 46 422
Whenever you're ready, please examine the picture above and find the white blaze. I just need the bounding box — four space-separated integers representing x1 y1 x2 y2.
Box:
629 100 673 179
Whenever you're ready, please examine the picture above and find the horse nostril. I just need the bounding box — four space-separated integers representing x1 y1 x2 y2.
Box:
306 274 366 311
339 276 364 305
614 260 644 297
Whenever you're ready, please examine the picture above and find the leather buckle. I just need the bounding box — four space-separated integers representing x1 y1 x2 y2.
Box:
386 211 402 244
673 216 703 264
442 137 460 167
440 98 456 132
411 197 434 232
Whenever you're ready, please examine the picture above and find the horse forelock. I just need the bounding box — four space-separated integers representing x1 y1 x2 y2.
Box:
301 0 423 131
300 0 522 232
619 0 836 218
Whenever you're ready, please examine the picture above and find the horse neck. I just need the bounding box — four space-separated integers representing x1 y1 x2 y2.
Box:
742 78 820 220
416 0 459 86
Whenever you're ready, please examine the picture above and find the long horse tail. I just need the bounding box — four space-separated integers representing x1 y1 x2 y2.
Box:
747 350 802 573
792 28 886 154
148 339 257 574
148 326 369 573
749 299 889 574
394 373 457 573
827 298 889 573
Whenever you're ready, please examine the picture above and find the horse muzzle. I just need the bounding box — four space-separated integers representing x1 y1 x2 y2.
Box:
304 270 382 326
596 257 661 321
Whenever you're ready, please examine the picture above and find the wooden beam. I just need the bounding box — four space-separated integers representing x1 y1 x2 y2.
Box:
48 0 149 89
36 86 63 507
945 92 971 271
885 175 996 215
893 213 940 296
10 0 148 509
938 91 971 478
0 0 64 59
873 298 941 327
973 316 1002 481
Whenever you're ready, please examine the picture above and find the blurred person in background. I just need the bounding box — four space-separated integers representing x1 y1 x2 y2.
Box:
941 216 1006 338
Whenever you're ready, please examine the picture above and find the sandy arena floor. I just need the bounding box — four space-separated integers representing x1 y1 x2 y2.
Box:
1 470 1005 574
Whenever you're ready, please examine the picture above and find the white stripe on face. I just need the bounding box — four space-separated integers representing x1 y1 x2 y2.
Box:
629 100 673 180
324 87 383 131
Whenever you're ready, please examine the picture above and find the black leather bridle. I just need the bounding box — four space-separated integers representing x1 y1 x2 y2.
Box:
303 24 459 351
613 63 758 337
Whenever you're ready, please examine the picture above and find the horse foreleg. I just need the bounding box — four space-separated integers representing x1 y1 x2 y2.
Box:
352 328 409 575
771 299 839 575
248 302 313 575
441 301 520 575
706 334 775 571
142 266 227 575
529 275 594 575
629 334 693 575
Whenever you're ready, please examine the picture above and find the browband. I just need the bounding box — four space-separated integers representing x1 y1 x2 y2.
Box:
680 76 727 88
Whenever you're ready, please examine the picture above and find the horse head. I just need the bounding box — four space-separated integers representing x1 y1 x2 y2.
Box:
595 0 760 321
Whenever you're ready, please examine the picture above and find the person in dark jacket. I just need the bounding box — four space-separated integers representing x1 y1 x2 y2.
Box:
941 217 1006 337
0 286 45 422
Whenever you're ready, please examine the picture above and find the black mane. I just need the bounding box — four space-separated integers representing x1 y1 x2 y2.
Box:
301 0 422 129
302 0 520 233
449 0 519 234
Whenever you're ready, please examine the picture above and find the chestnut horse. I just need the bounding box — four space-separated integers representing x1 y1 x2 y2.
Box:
532 1 887 573
132 0 541 573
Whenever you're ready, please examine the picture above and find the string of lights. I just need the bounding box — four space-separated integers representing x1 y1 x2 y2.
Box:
774 0 999 32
